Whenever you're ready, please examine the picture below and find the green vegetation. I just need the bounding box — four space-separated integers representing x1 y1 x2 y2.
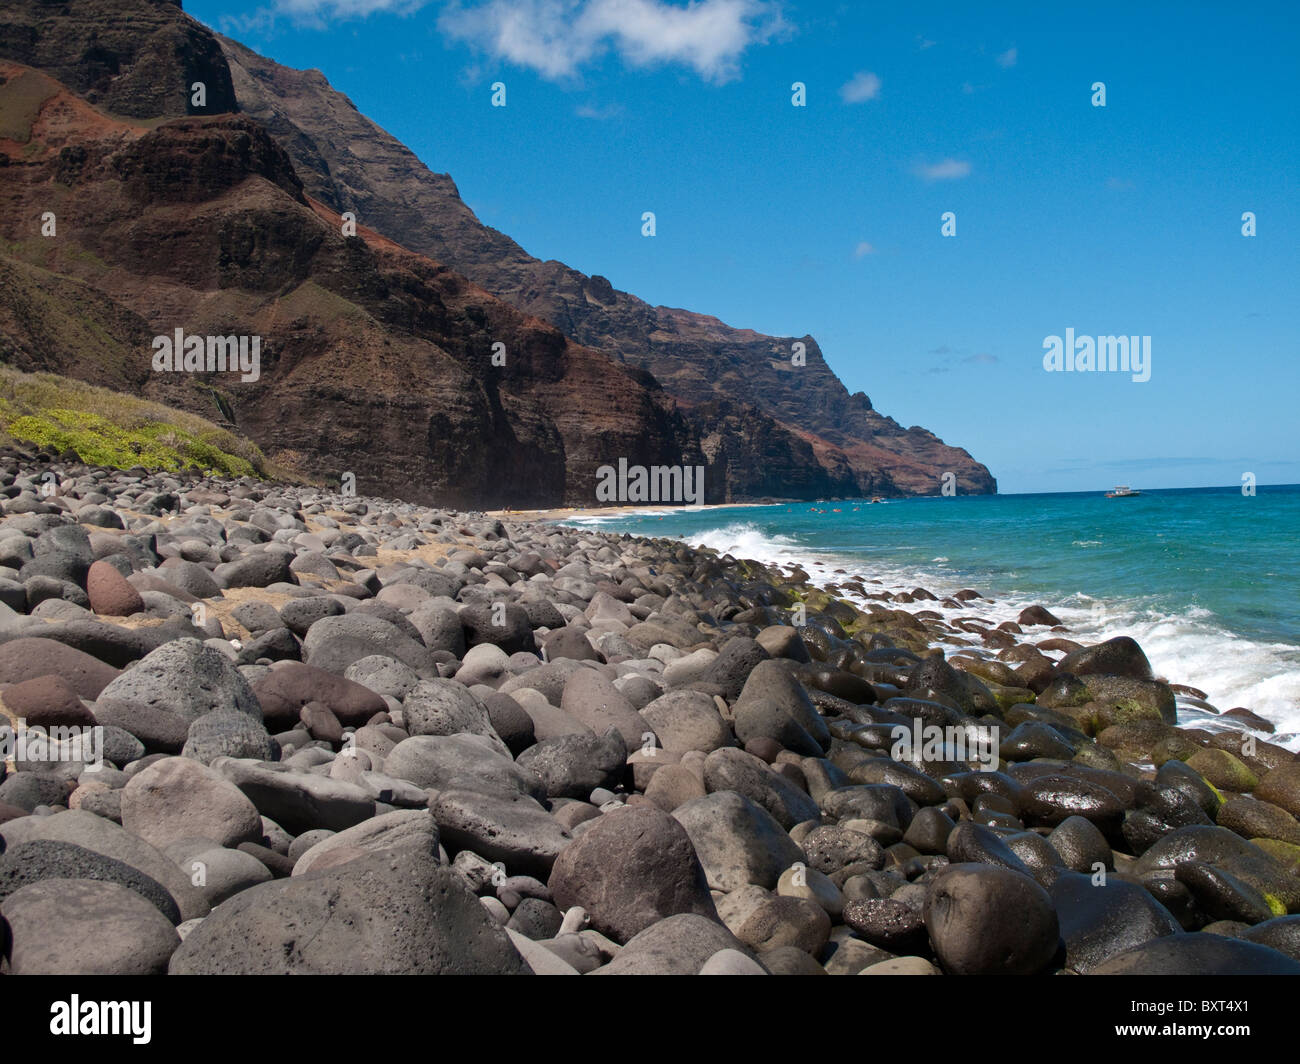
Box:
0 366 268 478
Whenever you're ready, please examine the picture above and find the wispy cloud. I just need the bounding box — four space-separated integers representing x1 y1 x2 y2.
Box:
576 100 625 119
915 35 936 50
436 0 788 84
996 46 1017 68
839 70 881 103
914 158 971 181
248 0 429 27
923 347 998 374
853 241 875 258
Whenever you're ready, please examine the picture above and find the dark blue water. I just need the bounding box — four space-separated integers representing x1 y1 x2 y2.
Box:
569 484 1300 741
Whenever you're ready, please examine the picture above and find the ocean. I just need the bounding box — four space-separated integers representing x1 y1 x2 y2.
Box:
566 484 1300 749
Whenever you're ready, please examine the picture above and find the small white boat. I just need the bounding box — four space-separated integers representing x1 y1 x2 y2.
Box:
1105 485 1142 498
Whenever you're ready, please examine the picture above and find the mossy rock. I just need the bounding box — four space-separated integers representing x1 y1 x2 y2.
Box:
1149 733 1208 767
1095 698 1166 730
986 684 1036 712
1217 798 1300 846
950 657 1022 688
1071 742 1123 771
1250 839 1300 873
1054 701 1102 736
1096 719 1176 756
1186 749 1259 793
1037 674 1094 710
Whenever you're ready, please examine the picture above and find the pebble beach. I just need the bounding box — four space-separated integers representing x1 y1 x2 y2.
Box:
1 450 1298 975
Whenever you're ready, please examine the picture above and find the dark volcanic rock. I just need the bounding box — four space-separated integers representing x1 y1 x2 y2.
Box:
547 805 718 944
924 864 1060 975
168 847 530 974
1090 933 1300 975
0 839 181 923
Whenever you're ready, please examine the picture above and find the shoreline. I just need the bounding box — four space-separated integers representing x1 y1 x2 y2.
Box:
486 501 774 522
571 505 1300 748
0 453 1297 975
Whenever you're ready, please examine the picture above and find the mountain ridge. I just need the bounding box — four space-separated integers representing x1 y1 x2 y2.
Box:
216 32 996 499
0 0 995 504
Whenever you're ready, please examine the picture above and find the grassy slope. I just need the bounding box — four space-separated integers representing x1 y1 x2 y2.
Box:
0 365 269 477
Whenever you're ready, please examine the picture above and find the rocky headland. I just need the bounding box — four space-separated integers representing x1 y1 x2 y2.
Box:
0 450 1297 975
0 0 995 506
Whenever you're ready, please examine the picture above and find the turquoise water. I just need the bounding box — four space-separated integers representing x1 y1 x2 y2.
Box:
568 485 1300 743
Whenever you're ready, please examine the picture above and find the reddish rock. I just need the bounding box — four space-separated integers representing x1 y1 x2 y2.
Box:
86 560 145 617
1 674 97 728
0 638 120 700
0 801 32 825
299 700 343 744
252 661 386 728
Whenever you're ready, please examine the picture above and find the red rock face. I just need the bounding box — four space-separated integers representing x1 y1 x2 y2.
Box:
219 33 997 498
0 0 996 502
0 0 236 118
0 65 698 508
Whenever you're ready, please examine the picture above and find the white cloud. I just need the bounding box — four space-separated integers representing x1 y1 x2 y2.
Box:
839 70 881 104
853 241 875 258
268 0 428 20
576 100 625 118
437 0 787 83
996 46 1017 68
914 158 971 181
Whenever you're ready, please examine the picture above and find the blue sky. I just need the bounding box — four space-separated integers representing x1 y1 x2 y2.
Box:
190 0 1299 494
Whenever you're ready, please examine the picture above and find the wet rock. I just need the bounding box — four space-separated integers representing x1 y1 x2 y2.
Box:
924 864 1059 975
1090 933 1300 975
1055 636 1154 682
1048 870 1180 972
1255 763 1300 818
1240 915 1300 961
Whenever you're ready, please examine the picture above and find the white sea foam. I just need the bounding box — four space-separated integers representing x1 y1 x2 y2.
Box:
688 522 1300 749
